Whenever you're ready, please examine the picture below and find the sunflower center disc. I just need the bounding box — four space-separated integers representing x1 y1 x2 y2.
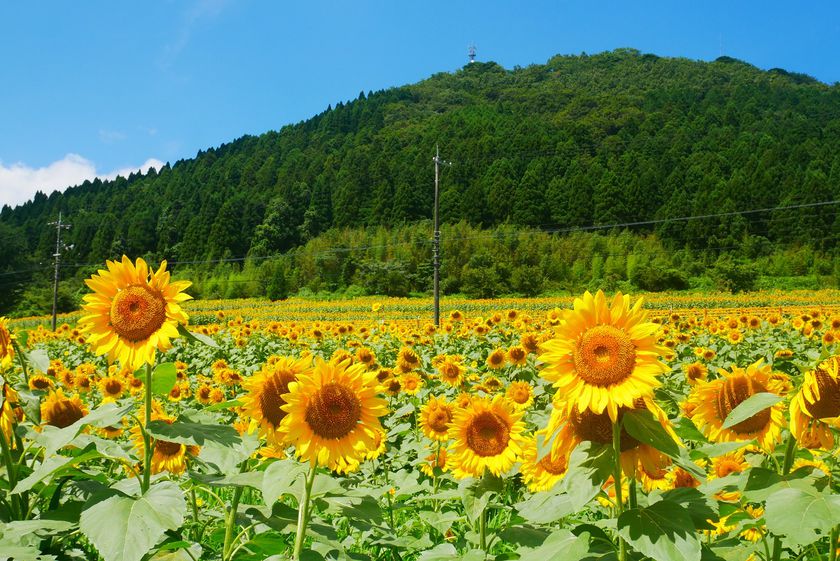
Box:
305 382 361 440
155 439 182 457
569 407 640 451
259 371 294 427
104 380 122 395
714 375 772 434
538 452 567 475
32 378 51 389
465 411 510 457
429 409 450 433
805 369 840 419
574 325 637 386
110 284 167 342
46 399 85 429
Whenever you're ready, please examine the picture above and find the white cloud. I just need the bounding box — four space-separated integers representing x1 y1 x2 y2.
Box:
0 154 165 208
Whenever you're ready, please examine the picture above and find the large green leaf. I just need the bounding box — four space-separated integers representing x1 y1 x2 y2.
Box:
177 324 219 348
721 392 781 430
514 489 578 524
622 409 680 457
560 442 612 510
36 401 134 456
764 488 840 547
459 473 503 524
27 348 50 373
146 417 241 447
13 443 100 494
617 500 701 561
150 362 177 396
261 459 307 505
79 481 187 561
516 529 589 561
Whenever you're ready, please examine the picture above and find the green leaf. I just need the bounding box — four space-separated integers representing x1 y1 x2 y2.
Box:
516 529 589 561
27 348 50 373
13 444 100 494
261 459 308 505
418 544 457 561
622 409 680 457
417 509 460 536
177 324 219 348
617 500 701 561
459 473 503 524
721 392 781 430
150 362 177 396
204 399 243 412
560 442 612 510
36 401 134 457
740 467 814 502
673 417 708 444
764 488 840 547
190 471 264 489
514 490 578 524
146 417 241 447
79 481 187 561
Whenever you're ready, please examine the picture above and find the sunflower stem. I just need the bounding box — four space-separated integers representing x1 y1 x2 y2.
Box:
479 506 487 551
612 420 627 561
222 485 244 561
771 434 798 561
293 462 317 560
830 525 838 561
11 339 29 385
141 362 153 493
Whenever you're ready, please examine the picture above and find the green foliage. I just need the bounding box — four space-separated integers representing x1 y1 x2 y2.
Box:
711 256 759 292
3 49 840 312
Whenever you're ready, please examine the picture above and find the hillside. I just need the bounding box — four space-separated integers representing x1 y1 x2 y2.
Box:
2 48 840 312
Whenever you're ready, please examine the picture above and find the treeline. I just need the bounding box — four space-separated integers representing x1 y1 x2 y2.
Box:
13 223 837 317
3 48 840 312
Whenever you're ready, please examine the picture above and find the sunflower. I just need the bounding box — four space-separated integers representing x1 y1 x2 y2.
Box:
1 383 23 444
437 358 465 387
546 396 674 476
685 360 785 451
131 408 198 475
355 347 376 368
505 381 534 410
41 389 88 429
684 362 708 385
519 436 568 492
0 317 14 369
98 375 126 401
507 345 528 366
420 446 448 477
538 290 668 422
710 452 749 479
396 347 421 373
241 355 312 446
28 374 54 391
486 349 507 370
447 395 526 479
280 358 387 473
400 372 423 395
78 256 192 370
789 356 840 449
420 396 453 441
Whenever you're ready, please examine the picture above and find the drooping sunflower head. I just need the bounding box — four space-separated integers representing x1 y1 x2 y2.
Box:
420 396 453 441
280 358 388 473
28 374 54 391
396 347 421 373
507 345 528 366
0 317 14 368
539 290 668 422
686 360 785 451
447 395 526 479
437 358 465 387
789 356 840 449
78 256 192 371
242 355 313 446
486 348 507 370
98 375 126 401
131 411 198 475
519 435 568 492
41 388 88 429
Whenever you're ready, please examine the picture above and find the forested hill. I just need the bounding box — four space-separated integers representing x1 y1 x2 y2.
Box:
2 48 840 309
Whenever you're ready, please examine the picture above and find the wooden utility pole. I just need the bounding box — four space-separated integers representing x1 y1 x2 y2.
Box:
432 145 451 327
48 212 71 331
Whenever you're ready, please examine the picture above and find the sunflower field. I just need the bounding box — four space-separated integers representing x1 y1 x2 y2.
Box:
1 256 840 561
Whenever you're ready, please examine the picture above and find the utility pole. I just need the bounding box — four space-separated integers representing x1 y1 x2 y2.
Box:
432 145 451 327
48 212 71 331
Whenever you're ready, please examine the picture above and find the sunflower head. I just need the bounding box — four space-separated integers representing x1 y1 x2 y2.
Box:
281 358 387 473
789 356 840 449
79 256 192 370
420 396 453 441
0 317 14 368
686 360 785 451
242 355 312 446
447 395 526 479
539 290 668 421
520 435 568 492
505 381 534 410
41 389 88 429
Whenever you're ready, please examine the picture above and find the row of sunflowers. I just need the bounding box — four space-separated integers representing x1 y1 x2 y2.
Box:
1 256 839 561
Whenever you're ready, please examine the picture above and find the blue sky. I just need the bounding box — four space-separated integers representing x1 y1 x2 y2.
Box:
1 0 838 207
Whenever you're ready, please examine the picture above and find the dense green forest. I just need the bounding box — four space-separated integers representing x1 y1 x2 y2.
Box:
2 48 840 314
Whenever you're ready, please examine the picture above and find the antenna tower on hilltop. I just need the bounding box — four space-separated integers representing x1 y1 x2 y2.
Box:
468 44 476 63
